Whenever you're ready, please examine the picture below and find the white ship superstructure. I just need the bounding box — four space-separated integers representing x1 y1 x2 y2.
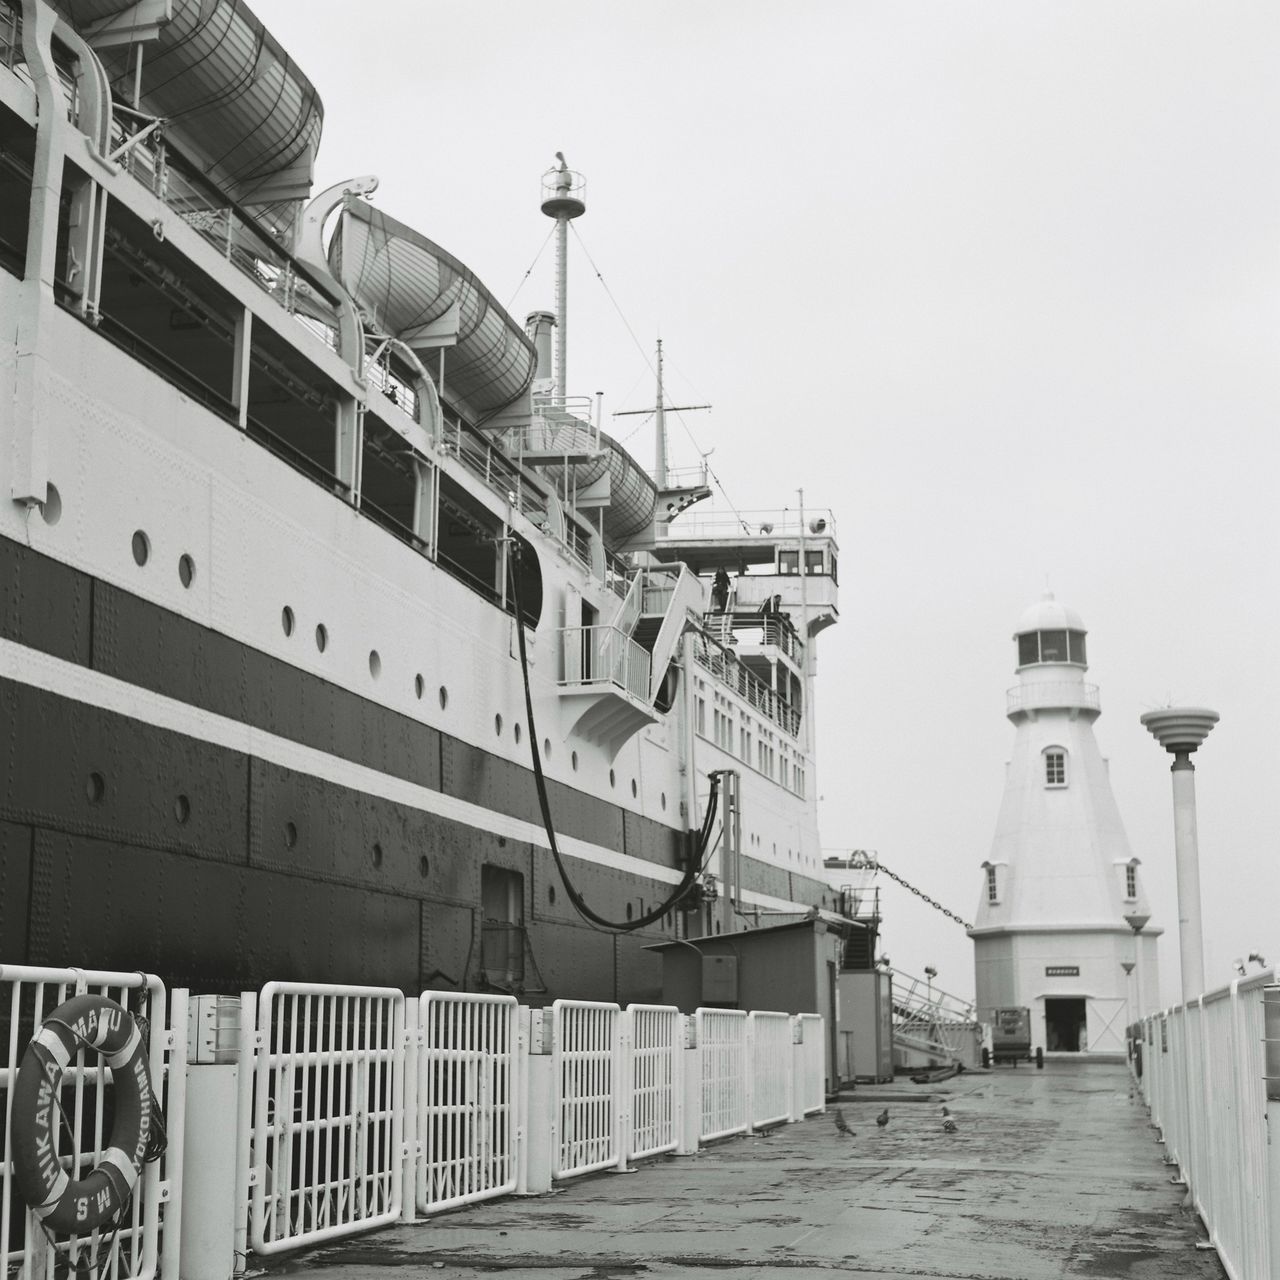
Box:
0 0 845 1001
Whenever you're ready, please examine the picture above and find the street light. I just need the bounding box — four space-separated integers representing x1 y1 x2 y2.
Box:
1124 911 1150 1020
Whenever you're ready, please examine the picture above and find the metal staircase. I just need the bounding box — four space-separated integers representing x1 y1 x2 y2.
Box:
890 969 977 1066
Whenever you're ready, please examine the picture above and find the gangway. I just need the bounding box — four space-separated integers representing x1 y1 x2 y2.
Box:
889 968 978 1067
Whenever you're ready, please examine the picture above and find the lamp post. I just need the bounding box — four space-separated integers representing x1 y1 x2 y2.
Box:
1124 911 1150 1020
1140 708 1218 1003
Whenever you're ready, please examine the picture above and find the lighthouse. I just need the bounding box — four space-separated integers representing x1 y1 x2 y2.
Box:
971 595 1160 1056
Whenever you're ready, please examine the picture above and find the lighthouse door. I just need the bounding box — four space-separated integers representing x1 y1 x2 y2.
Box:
1044 997 1087 1052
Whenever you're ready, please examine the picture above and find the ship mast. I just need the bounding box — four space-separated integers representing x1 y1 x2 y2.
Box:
615 338 710 487
540 153 586 396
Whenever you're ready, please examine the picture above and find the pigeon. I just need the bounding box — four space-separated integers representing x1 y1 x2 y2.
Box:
940 1105 950 1117
942 1116 958 1134
833 1107 854 1137
875 1108 890 1129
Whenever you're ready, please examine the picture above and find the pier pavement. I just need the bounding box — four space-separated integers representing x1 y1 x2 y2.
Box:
272 1061 1225 1279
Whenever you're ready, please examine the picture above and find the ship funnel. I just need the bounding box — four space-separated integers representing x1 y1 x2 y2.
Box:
526 310 556 381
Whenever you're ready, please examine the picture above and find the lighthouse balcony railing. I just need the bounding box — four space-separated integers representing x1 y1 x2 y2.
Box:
1006 681 1100 715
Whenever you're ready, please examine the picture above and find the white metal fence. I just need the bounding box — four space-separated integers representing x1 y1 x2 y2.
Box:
3 964 826 1270
795 1013 825 1116
552 1001 623 1179
1135 973 1273 1280
416 992 517 1213
246 983 406 1256
696 1009 750 1142
748 1012 793 1129
626 1005 682 1162
0 966 185 1280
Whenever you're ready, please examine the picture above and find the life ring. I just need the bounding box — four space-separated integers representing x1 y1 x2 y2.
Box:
12 995 154 1233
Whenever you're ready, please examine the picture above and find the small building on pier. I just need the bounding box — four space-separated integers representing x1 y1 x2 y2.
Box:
970 595 1160 1056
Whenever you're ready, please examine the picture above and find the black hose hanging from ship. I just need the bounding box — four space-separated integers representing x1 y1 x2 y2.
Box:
507 542 719 932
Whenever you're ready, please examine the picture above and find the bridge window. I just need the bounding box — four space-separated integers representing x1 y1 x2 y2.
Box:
805 550 825 575
778 550 799 575
1044 750 1067 787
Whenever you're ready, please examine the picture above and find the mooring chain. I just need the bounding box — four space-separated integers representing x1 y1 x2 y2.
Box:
872 861 973 932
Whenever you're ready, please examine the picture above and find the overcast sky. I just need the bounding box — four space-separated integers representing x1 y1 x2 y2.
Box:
254 0 1280 1008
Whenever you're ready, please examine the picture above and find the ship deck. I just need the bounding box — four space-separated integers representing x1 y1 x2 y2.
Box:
273 1060 1224 1279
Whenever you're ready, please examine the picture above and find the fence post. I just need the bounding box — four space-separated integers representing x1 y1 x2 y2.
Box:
160 987 189 1280
401 998 419 1224
745 1014 757 1132
1262 986 1280 1278
676 1016 701 1156
616 1008 631 1172
234 990 257 1273
789 1018 804 1123
518 1008 553 1195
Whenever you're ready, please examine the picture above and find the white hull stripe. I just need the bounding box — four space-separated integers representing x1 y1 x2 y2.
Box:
0 638 802 913
33 1026 72 1071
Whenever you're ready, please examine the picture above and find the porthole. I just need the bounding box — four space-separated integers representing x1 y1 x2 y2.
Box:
131 530 150 566
631 779 638 798
661 792 666 810
549 885 557 905
438 686 448 710
178 553 195 588
571 751 578 772
281 606 295 637
371 842 383 868
626 902 634 921
514 723 522 745
86 772 106 803
609 769 616 788
543 738 551 759
369 649 381 679
419 855 430 879
284 821 298 848
174 794 191 824
415 674 425 700
39 483 62 526
494 713 503 736
315 624 328 653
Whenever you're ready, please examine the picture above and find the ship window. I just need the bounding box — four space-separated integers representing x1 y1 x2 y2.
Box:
178 554 195 588
0 106 33 279
778 550 799 575
282 606 295 637
805 550 824 575
361 412 424 549
830 555 838 585
1044 750 1067 787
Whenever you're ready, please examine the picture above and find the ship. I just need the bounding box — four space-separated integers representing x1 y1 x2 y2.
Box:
0 0 859 1005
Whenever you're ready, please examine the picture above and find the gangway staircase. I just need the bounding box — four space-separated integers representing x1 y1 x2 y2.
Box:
890 969 978 1068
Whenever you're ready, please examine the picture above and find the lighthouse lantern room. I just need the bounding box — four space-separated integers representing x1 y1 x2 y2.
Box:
971 595 1160 1056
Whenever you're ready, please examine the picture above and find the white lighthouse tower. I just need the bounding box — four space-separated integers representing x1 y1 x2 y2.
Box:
971 595 1160 1056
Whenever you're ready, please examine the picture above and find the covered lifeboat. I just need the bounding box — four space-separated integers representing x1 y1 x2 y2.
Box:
51 0 323 224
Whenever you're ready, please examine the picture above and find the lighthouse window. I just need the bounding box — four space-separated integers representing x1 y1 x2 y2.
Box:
1126 864 1138 899
1018 633 1039 667
1039 630 1068 662
1068 631 1087 664
986 864 998 903
1045 750 1067 787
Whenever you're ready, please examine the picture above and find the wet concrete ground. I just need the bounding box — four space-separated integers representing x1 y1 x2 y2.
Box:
271 1061 1226 1279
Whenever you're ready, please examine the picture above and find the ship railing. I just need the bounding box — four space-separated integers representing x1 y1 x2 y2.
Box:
748 1012 793 1130
691 633 802 738
416 994 518 1214
704 611 804 664
0 965 186 1280
560 625 652 704
1136 973 1275 1280
243 982 406 1257
668 508 838 542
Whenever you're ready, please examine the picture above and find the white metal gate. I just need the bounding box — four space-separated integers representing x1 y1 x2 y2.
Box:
626 1005 681 1161
696 1008 749 1142
794 1013 825 1115
0 965 184 1280
552 1001 622 1179
247 983 405 1255
748 1011 792 1129
417 993 517 1212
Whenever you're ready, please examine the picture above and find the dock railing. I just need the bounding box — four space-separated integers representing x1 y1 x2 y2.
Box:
2 966 825 1276
1134 972 1275 1280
